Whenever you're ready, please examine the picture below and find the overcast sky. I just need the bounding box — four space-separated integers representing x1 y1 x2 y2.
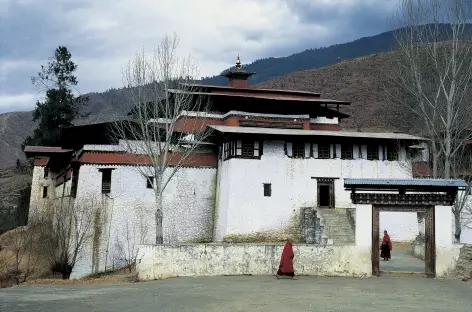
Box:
0 0 398 114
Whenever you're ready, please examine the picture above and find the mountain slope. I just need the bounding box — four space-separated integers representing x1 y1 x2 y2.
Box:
201 30 399 86
256 50 417 133
0 112 36 168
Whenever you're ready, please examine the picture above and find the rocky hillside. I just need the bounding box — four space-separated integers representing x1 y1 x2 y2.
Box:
0 112 36 169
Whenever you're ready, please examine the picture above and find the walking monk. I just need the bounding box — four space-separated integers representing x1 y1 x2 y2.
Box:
276 239 296 279
380 230 392 261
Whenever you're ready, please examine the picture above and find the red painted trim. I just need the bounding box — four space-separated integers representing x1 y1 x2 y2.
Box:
78 151 217 167
310 124 340 131
34 158 49 166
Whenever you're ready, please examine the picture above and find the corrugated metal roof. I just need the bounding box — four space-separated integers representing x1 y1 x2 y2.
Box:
344 178 468 187
210 125 425 140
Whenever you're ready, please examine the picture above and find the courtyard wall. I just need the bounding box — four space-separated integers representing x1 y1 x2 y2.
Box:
136 243 371 280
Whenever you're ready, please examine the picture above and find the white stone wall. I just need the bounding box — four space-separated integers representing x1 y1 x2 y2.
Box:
136 243 371 280
70 164 216 278
28 166 51 222
215 140 415 241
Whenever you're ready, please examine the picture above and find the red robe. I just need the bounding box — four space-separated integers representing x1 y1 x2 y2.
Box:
380 234 392 250
279 242 294 273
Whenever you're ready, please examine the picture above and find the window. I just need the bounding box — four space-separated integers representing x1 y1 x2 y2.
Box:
263 183 271 197
146 176 154 189
44 168 49 179
341 145 353 160
386 146 399 161
223 140 261 160
100 169 113 194
366 145 379 160
42 186 48 198
241 141 254 157
318 144 330 159
292 143 305 158
70 169 79 198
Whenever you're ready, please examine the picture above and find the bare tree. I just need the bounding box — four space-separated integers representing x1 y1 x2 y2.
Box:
387 0 472 242
35 198 98 279
111 33 212 244
114 210 149 273
0 226 35 286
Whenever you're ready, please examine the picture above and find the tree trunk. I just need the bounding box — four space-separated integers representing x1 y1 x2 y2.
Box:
454 212 461 243
155 209 163 244
431 142 438 178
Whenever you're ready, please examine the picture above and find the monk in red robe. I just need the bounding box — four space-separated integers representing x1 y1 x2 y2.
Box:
380 230 392 261
276 239 296 279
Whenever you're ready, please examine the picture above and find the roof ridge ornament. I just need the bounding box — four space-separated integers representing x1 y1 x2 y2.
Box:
236 54 242 70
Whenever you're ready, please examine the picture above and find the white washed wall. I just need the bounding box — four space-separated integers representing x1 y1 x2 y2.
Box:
28 166 50 222
137 244 371 280
70 164 216 278
215 140 414 241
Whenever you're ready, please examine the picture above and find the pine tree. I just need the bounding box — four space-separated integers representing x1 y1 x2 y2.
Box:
22 46 88 148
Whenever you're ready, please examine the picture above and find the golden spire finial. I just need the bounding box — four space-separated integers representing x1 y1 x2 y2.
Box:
235 54 241 69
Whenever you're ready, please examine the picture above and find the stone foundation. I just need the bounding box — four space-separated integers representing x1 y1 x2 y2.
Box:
412 243 425 260
453 245 472 280
136 244 371 280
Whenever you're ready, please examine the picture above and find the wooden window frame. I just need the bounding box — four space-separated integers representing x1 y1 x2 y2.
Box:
386 145 399 161
318 144 330 159
43 167 49 179
292 142 305 159
99 168 114 194
366 145 379 161
341 144 353 160
263 183 272 197
223 140 262 160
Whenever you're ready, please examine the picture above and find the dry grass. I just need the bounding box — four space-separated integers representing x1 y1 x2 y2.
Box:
22 266 138 286
0 226 51 288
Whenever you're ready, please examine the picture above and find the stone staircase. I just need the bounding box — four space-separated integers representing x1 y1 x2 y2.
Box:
318 209 355 245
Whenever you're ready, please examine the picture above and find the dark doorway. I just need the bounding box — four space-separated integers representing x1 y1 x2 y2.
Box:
319 185 330 206
317 178 334 208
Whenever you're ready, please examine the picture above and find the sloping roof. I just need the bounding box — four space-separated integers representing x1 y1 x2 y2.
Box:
344 178 468 188
169 89 349 104
209 125 425 140
24 146 73 154
182 83 322 96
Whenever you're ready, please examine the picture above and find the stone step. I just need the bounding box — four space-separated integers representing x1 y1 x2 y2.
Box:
318 209 355 245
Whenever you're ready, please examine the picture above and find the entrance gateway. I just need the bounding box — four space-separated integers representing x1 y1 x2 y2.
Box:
344 178 467 278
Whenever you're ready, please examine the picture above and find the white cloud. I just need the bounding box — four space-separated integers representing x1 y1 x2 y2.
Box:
0 93 38 111
0 0 396 113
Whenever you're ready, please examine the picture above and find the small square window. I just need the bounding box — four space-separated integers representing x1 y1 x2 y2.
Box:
42 186 48 198
146 176 154 189
263 183 271 197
